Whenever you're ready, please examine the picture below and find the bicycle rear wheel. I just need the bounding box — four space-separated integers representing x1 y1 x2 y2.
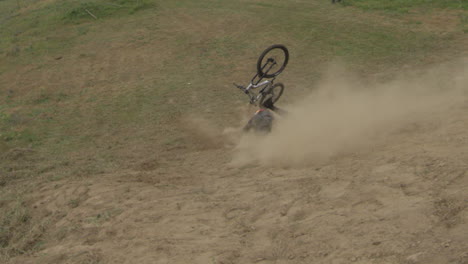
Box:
257 44 289 78
259 83 284 107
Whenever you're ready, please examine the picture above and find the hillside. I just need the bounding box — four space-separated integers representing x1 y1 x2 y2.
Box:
1 0 467 263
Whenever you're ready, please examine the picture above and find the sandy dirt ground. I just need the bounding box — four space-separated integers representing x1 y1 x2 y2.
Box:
6 60 468 264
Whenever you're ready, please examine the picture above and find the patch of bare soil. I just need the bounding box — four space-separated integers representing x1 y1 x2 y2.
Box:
4 59 468 264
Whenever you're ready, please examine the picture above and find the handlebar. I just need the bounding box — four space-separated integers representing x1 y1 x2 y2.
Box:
233 83 244 89
233 83 249 95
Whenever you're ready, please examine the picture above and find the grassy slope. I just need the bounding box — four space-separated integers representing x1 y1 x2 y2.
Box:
344 0 468 12
0 0 467 260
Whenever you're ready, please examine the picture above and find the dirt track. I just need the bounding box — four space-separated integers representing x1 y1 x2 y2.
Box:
7 62 468 264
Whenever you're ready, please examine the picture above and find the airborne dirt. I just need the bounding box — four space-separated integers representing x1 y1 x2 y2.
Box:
9 60 468 264
234 60 468 167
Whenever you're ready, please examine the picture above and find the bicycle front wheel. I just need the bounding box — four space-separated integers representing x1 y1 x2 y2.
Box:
257 44 289 78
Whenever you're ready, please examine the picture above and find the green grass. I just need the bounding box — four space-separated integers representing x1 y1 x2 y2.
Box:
63 0 156 23
0 0 157 68
0 197 39 260
343 0 468 13
461 13 468 32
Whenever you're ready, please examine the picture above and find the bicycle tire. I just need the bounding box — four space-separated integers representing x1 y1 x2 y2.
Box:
257 44 289 78
259 83 285 107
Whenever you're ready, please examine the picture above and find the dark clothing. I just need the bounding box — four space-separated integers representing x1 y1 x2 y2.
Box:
243 109 274 133
243 97 287 133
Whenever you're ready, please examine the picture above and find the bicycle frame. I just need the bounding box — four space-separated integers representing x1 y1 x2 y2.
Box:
243 79 274 104
235 60 277 105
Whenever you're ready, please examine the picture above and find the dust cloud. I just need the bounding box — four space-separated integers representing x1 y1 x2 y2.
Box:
180 115 226 149
232 59 468 167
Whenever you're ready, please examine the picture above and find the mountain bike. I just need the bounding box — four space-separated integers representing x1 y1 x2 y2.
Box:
233 44 289 107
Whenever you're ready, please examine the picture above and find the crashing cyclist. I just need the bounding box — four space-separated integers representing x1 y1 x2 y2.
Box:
232 44 290 133
243 95 287 133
